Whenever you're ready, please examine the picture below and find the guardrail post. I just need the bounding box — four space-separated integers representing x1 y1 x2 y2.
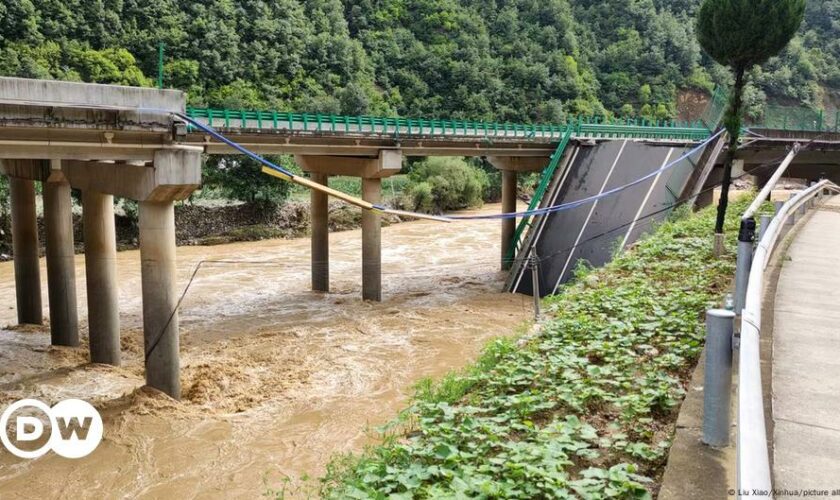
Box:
796 198 807 220
703 308 735 447
734 218 756 313
787 193 797 226
530 251 541 322
758 214 772 243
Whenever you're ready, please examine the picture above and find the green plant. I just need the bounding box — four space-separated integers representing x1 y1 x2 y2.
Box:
696 0 805 233
403 157 488 214
315 195 753 499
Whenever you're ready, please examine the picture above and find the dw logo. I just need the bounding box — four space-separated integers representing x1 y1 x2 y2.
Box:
0 399 103 459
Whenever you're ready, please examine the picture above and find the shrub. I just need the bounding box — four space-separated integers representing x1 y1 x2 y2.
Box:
403 157 488 213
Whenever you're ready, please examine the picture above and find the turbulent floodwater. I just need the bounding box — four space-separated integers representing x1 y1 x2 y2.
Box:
0 203 530 499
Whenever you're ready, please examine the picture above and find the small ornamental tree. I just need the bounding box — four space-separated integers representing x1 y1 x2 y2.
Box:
696 0 805 235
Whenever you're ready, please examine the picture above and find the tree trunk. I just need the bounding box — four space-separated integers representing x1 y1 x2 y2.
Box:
714 66 746 234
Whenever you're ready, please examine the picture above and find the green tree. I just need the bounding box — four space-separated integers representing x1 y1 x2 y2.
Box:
696 0 805 234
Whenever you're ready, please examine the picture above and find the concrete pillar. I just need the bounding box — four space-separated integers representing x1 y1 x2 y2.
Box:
9 177 43 325
139 201 180 399
43 177 79 346
82 190 120 365
362 178 381 301
310 172 329 292
501 170 517 270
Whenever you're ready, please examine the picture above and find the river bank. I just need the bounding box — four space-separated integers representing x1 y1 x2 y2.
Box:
0 200 405 260
318 198 751 499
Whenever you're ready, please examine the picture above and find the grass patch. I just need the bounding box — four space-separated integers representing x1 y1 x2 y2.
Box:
300 196 750 499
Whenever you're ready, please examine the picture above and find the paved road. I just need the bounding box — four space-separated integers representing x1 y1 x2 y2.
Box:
772 195 840 493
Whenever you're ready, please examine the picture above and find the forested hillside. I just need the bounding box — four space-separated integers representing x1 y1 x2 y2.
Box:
1 0 837 122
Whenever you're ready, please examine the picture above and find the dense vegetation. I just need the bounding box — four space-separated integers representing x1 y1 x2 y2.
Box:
1 1 836 208
307 196 749 499
1 0 836 120
402 158 488 213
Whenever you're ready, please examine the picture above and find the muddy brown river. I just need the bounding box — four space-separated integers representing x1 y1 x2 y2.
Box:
0 203 530 498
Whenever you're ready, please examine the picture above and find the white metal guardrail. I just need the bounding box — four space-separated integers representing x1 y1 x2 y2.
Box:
736 179 840 498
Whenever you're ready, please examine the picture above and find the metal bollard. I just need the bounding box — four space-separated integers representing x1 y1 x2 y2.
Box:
530 251 541 322
758 214 772 243
734 218 756 313
703 308 735 447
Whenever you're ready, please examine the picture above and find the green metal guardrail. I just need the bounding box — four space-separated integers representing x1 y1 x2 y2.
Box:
185 107 711 141
752 104 840 133
701 85 839 133
503 126 575 264
701 86 728 130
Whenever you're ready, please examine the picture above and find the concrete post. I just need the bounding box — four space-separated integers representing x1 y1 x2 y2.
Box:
501 170 517 270
787 193 797 226
43 177 79 346
310 172 329 293
82 190 121 365
703 308 735 447
530 251 540 321
734 218 756 314
139 201 180 399
796 199 807 220
362 178 381 301
758 214 772 244
9 177 43 325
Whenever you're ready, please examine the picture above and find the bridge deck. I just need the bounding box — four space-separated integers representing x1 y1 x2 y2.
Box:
772 195 840 492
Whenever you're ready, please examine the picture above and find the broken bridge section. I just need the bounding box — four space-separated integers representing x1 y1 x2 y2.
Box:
508 139 709 297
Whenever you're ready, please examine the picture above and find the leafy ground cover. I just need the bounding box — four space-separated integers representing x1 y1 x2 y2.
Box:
309 197 749 499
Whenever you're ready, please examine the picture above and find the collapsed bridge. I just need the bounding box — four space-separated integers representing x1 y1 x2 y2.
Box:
1 76 838 399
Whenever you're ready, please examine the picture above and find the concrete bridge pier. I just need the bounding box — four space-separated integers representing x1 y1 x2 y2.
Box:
488 157 547 270
295 150 401 302
310 172 330 292
82 190 121 365
139 200 180 398
501 170 517 270
43 166 79 346
362 177 382 301
8 176 43 325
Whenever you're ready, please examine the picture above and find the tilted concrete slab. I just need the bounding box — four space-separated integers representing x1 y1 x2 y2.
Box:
772 196 840 492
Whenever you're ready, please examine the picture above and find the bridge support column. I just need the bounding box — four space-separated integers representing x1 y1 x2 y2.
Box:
9 177 43 325
295 150 401 302
139 200 180 399
487 156 547 271
82 190 121 365
311 172 329 293
501 170 517 270
43 171 79 346
362 178 381 302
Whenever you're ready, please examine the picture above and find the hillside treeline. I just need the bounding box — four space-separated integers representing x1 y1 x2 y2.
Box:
1 0 837 121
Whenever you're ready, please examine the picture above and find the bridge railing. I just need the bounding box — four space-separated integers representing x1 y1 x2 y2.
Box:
751 105 840 133
184 107 711 141
734 180 839 498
